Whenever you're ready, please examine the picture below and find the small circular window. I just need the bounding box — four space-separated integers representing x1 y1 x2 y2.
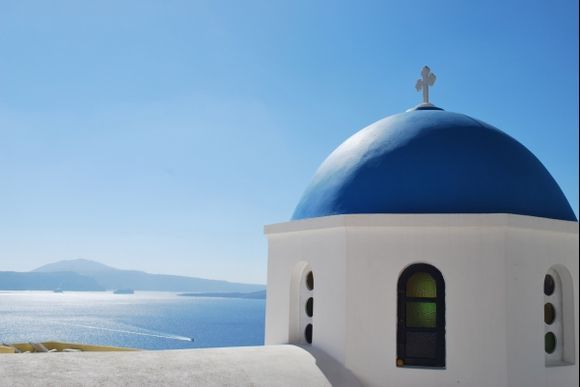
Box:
306 271 314 291
544 274 555 296
305 297 313 317
305 323 313 344
545 332 557 354
544 303 556 325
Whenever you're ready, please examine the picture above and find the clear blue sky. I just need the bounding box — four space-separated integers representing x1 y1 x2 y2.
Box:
0 0 578 284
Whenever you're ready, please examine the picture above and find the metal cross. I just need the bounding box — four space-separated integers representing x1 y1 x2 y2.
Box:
415 66 436 104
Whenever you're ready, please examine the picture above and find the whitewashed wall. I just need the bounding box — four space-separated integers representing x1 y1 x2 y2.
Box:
265 214 579 387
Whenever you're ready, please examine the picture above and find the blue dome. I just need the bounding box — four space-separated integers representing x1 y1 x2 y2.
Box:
292 108 577 222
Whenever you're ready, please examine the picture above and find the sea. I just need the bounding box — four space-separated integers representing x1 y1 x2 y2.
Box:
0 291 265 350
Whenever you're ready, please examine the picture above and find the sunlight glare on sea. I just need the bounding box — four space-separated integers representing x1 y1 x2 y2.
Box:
0 291 265 349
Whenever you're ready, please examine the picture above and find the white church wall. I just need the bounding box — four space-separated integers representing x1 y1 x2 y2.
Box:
265 214 579 387
504 222 579 387
265 234 294 345
343 219 509 387
265 226 349 364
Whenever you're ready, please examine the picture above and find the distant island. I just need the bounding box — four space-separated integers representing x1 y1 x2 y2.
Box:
0 271 105 291
0 259 265 293
179 290 266 299
113 288 135 295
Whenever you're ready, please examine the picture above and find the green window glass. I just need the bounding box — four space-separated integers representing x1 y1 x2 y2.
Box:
545 332 556 354
406 302 437 328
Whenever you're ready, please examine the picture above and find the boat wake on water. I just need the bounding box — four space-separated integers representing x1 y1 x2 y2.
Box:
59 322 194 342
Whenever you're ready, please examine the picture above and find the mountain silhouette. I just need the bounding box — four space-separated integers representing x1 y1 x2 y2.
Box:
1 259 264 293
33 259 116 273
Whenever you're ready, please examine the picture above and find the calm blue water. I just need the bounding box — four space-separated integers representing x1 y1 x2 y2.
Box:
0 291 265 350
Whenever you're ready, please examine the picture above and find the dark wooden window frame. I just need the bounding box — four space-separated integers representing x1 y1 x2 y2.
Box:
397 263 446 368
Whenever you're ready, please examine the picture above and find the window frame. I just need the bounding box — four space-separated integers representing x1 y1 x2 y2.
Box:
397 263 446 368
544 265 575 366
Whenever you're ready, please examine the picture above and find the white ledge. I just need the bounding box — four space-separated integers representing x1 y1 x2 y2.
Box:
0 345 331 387
264 213 579 235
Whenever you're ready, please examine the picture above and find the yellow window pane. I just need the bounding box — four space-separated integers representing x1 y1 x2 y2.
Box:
406 272 436 298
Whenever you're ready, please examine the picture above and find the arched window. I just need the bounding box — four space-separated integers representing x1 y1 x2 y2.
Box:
397 263 445 368
544 265 575 366
289 262 314 345
302 269 314 344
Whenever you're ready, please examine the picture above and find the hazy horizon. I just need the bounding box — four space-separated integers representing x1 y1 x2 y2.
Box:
2 258 266 285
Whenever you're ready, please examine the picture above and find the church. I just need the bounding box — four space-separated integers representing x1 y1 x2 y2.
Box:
1 67 577 387
264 66 579 386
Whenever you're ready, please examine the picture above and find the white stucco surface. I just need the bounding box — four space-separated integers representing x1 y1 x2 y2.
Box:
265 213 579 387
0 345 331 387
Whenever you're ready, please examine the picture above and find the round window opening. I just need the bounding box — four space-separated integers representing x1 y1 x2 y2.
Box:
544 303 556 325
545 332 557 354
544 274 555 296
305 323 313 344
305 297 313 317
306 271 314 291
